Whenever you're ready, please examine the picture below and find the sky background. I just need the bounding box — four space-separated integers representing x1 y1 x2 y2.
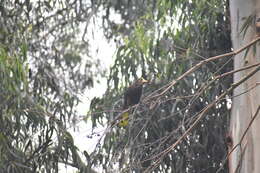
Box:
60 13 118 172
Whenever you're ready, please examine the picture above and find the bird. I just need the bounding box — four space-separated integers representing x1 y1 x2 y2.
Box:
118 77 148 127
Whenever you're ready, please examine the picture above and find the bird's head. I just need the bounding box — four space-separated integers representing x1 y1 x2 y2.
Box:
135 77 149 86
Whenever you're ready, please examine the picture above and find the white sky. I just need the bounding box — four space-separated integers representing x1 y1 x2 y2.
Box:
61 13 118 172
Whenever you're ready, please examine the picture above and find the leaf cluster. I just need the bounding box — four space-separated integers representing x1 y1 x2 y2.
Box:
90 0 232 172
0 0 103 172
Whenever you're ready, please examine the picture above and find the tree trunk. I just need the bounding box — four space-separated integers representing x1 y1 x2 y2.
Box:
229 0 260 172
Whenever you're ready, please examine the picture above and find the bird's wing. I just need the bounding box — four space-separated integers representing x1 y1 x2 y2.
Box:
118 111 129 127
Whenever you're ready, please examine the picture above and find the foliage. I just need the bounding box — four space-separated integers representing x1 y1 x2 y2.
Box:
90 0 232 172
0 0 101 172
92 0 157 39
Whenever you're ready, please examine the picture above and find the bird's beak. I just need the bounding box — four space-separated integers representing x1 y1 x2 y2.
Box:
141 78 149 84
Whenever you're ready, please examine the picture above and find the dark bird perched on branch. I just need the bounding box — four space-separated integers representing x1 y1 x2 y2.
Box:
119 77 148 127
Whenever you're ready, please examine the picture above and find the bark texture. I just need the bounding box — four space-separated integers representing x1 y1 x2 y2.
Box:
229 0 260 172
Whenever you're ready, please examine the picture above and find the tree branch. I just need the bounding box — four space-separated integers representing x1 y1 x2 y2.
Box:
144 65 260 173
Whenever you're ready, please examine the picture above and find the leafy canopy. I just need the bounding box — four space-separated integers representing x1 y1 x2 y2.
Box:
0 0 101 172
90 0 231 172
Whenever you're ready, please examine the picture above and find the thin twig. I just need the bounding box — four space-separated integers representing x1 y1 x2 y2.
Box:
145 37 260 101
214 62 260 80
144 65 260 173
234 142 247 173
216 105 260 173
